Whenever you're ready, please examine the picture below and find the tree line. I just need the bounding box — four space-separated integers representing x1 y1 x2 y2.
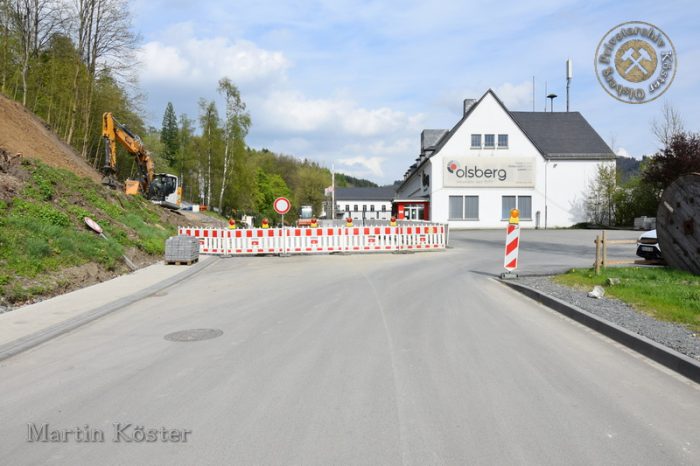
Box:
0 1 376 224
1 0 141 167
585 103 700 227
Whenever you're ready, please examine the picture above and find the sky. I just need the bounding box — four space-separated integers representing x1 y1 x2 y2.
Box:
129 0 700 185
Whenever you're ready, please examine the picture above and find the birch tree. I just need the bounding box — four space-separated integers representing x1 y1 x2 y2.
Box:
198 99 221 208
217 77 251 212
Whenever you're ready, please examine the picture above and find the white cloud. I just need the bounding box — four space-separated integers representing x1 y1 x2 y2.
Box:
337 156 385 178
136 29 290 87
494 82 534 109
255 91 424 137
616 147 631 158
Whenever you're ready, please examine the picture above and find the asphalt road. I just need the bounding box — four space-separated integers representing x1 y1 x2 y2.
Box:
1 230 698 465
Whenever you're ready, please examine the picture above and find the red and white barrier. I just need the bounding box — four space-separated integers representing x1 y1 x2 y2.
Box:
177 223 447 256
503 209 520 272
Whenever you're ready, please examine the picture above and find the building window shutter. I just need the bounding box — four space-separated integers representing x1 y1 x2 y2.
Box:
502 196 516 220
465 196 479 220
449 196 464 219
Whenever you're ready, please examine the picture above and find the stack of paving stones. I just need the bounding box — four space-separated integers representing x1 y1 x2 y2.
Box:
164 235 199 265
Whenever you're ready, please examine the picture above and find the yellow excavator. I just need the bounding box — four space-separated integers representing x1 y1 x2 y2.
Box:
101 112 181 209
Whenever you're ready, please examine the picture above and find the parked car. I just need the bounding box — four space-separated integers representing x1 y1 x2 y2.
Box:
636 229 662 260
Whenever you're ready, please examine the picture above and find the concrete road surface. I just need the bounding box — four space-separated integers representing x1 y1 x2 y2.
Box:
1 230 698 465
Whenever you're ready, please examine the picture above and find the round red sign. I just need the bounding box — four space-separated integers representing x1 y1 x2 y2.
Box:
273 197 291 215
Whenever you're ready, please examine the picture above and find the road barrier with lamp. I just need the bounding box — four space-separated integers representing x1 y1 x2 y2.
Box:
177 223 448 256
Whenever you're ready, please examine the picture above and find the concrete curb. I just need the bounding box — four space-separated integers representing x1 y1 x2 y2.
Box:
498 279 700 384
0 257 219 362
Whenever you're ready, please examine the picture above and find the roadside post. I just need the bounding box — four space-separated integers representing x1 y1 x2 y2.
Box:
273 197 291 256
501 209 520 279
84 217 137 271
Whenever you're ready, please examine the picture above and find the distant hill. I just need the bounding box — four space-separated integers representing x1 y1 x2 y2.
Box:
335 173 378 188
616 155 642 183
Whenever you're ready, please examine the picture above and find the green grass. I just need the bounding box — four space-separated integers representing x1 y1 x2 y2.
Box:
0 160 176 304
554 267 700 332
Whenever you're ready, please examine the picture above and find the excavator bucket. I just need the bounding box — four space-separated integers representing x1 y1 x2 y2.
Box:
124 179 142 195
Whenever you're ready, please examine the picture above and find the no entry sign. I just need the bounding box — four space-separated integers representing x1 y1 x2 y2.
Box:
273 197 291 215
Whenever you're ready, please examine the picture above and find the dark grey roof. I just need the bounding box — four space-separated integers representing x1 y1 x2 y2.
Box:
510 112 615 160
334 186 395 201
421 129 449 152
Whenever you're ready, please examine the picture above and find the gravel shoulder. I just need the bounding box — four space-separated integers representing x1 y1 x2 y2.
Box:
515 275 700 361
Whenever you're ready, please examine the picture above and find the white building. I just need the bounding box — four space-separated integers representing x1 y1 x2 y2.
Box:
335 187 394 221
396 89 616 228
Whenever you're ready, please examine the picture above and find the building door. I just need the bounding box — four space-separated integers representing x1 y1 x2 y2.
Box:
405 204 424 220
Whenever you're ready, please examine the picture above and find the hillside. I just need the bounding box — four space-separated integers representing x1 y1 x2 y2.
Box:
0 94 101 182
0 98 210 309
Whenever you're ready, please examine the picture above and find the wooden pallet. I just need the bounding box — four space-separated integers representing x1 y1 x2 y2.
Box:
165 258 199 266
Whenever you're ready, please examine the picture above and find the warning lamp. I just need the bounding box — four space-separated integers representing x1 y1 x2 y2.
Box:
390 216 397 227
310 217 318 228
261 218 269 229
345 217 353 227
509 209 520 225
228 218 236 229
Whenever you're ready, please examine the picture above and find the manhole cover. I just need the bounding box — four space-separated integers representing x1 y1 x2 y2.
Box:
164 329 223 342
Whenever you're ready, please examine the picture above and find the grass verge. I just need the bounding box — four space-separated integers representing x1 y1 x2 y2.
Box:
0 159 177 304
554 267 700 333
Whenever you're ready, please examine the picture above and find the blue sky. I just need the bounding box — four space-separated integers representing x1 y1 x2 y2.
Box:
129 0 700 184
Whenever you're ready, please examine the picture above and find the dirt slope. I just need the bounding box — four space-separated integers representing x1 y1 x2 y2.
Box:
0 94 101 182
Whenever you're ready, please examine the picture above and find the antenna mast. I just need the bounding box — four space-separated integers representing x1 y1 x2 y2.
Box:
566 58 573 112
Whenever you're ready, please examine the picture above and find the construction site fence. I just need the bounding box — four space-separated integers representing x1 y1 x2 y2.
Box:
177 223 448 255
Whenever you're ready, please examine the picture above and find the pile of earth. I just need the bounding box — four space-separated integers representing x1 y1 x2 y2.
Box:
0 94 100 182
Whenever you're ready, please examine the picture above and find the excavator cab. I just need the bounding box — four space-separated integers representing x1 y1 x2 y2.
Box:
148 173 181 209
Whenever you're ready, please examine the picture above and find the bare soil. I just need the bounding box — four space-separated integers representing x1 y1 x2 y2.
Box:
0 94 101 182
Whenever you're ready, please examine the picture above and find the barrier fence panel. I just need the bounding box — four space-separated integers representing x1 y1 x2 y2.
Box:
177 223 447 256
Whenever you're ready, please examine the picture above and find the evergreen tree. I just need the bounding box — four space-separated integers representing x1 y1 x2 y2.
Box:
160 101 179 167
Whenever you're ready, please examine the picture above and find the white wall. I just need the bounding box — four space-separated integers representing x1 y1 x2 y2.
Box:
336 200 392 220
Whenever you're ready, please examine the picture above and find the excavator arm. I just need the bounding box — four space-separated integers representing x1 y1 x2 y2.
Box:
101 112 154 193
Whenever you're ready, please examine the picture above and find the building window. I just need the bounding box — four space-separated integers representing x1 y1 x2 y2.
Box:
382 205 386 212
449 195 478 220
464 196 479 220
470 134 481 148
498 134 508 148
370 205 375 212
362 205 367 211
502 195 532 220
518 196 532 220
354 205 358 212
502 196 516 220
449 196 463 219
484 134 495 148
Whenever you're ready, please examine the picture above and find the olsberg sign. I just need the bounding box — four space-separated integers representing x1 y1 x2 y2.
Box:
443 158 535 188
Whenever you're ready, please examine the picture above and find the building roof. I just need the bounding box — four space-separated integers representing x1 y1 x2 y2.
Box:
510 111 615 160
334 186 396 201
399 89 616 190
